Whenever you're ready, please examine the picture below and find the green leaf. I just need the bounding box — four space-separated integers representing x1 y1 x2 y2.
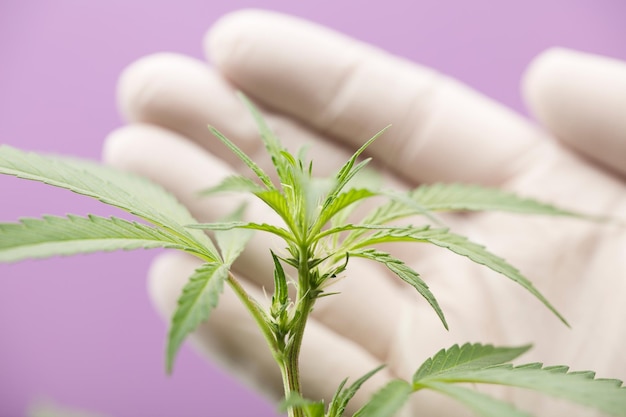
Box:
412 183 583 217
413 344 626 416
317 127 387 229
422 382 532 417
208 126 274 189
238 93 292 186
166 262 229 373
353 226 568 326
416 362 626 416
188 221 295 243
0 215 194 262
363 183 585 227
333 127 389 197
0 145 218 261
313 188 377 233
411 227 568 326
280 393 325 417
213 206 254 265
353 379 412 417
199 175 265 195
270 250 289 319
327 365 386 417
413 343 532 382
313 223 422 243
379 190 443 226
302 403 325 417
255 189 299 235
351 249 447 330
302 176 335 226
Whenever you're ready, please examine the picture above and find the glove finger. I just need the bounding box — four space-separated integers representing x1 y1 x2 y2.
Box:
523 48 626 178
206 10 545 186
116 53 364 182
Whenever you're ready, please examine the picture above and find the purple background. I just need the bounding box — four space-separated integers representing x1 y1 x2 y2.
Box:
1 1 625 416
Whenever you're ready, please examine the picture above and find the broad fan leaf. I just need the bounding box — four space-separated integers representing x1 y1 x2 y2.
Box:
413 343 531 381
412 228 568 325
353 379 412 417
0 215 195 262
0 145 218 261
363 183 585 227
166 262 230 373
351 249 447 329
415 362 626 416
422 382 532 417
351 226 568 326
412 183 584 216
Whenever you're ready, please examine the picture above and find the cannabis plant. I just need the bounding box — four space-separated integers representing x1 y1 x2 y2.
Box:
1 96 625 417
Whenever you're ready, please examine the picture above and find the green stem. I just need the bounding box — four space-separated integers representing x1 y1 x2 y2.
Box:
226 273 277 353
280 246 317 417
229 242 317 417
228 269 312 417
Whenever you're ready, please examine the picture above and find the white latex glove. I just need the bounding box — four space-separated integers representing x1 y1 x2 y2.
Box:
103 10 626 416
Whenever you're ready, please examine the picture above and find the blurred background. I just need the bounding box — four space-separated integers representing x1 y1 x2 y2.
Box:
1 1 625 416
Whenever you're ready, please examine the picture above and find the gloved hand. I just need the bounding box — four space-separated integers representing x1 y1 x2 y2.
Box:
103 10 626 416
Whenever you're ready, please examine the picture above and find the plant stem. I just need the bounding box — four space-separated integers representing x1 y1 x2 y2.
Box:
226 273 277 353
279 245 317 417
229 241 317 417
228 265 313 417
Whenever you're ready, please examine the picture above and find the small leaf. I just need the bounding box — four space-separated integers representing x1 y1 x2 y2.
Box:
208 126 274 189
280 393 325 417
333 126 389 196
314 188 377 233
413 343 531 382
351 249 447 330
318 126 387 226
327 365 386 417
270 250 289 323
0 215 194 262
353 379 412 417
335 158 374 197
422 382 532 417
255 189 299 235
166 263 229 373
238 93 292 186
